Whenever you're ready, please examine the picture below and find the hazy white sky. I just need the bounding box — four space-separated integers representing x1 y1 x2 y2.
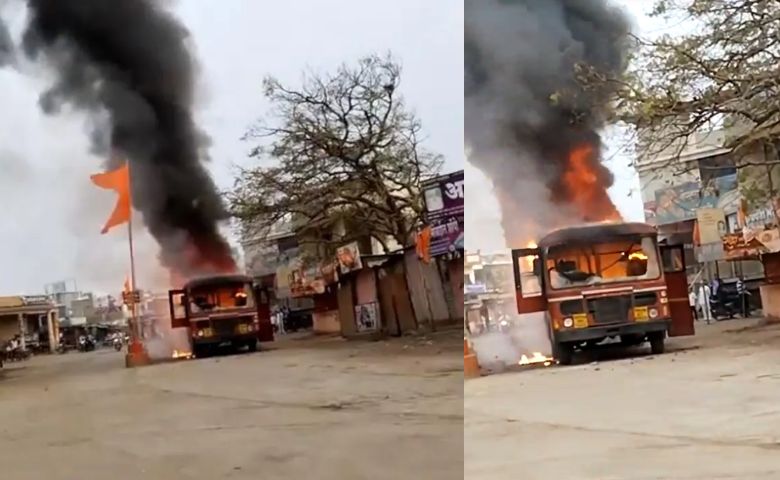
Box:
0 0 680 294
0 0 463 295
465 0 673 253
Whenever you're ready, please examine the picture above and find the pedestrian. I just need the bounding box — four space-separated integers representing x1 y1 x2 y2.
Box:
711 276 721 299
698 283 712 324
736 276 751 317
689 288 698 321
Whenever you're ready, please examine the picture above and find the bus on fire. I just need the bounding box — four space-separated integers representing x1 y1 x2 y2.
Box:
512 222 695 365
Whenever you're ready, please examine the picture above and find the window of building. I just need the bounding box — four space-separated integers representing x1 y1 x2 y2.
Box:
726 213 739 233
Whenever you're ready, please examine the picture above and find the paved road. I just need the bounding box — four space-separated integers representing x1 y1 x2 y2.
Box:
0 332 463 480
466 319 780 480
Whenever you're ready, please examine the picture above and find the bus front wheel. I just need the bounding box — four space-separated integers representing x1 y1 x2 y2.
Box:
649 332 666 355
553 342 573 366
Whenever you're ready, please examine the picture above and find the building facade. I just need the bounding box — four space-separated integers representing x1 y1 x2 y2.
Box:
636 124 764 282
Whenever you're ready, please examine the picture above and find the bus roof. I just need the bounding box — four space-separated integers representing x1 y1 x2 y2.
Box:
538 222 657 249
184 274 253 290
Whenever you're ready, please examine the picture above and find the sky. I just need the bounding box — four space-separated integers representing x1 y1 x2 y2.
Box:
465 0 676 253
0 0 463 295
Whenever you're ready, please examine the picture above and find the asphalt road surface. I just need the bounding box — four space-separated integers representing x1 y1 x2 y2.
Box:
0 331 462 480
466 318 780 480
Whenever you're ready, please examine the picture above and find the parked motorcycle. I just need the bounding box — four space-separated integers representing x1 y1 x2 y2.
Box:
6 348 31 362
77 336 96 352
113 337 123 351
709 292 740 320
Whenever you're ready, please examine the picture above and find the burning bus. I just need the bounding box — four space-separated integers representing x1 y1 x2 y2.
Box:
168 274 274 357
512 222 694 365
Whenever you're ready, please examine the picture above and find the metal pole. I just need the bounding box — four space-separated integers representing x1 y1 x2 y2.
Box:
126 163 139 343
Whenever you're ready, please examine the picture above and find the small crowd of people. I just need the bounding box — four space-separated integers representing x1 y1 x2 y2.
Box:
688 276 752 322
271 306 290 335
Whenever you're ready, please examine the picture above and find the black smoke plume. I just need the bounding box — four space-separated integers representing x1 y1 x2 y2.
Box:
465 0 631 245
0 15 12 65
21 0 235 280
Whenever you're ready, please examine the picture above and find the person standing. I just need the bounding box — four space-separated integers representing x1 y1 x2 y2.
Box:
711 276 721 299
698 282 712 324
736 276 751 317
689 289 698 321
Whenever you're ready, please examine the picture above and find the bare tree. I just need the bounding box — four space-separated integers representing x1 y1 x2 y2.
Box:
230 54 442 257
579 0 780 211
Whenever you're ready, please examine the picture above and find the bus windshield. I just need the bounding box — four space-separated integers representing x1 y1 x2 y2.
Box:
189 282 255 313
546 235 660 290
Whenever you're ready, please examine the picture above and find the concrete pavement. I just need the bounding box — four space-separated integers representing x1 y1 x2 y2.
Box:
0 331 463 479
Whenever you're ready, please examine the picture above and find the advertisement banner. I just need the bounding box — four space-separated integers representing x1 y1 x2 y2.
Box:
336 242 362 275
695 207 727 245
289 261 338 298
742 199 780 253
722 233 765 260
422 170 464 257
355 302 380 333
654 182 717 225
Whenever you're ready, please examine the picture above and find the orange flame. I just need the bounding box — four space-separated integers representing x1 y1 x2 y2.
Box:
519 351 553 367
172 349 193 360
561 144 621 222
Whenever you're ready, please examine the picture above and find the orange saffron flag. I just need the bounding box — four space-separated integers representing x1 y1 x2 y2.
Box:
90 163 131 234
416 226 432 264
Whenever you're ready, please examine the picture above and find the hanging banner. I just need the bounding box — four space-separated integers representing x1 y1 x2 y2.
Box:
742 199 780 253
695 208 726 245
336 242 362 275
722 233 765 260
422 170 464 257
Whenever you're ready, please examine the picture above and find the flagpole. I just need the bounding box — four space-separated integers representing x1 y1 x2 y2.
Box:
126 162 140 345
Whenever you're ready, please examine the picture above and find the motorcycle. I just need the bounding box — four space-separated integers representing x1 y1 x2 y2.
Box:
709 292 741 320
77 336 96 352
7 348 31 362
113 337 123 351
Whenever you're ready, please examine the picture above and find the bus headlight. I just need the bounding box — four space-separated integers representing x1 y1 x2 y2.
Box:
563 317 573 328
649 308 659 319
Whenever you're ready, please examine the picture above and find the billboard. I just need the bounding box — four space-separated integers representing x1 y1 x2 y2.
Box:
288 261 338 298
422 170 464 257
653 173 739 226
654 182 718 225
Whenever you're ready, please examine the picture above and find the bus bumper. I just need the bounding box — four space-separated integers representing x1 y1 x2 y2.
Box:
554 319 670 343
192 333 258 346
